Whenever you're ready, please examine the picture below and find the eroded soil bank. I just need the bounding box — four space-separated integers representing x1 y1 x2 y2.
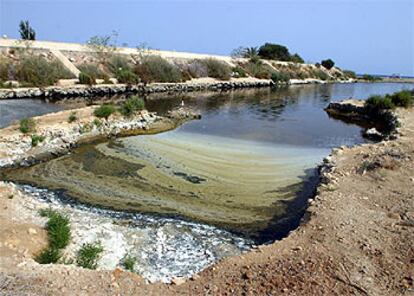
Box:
0 103 413 295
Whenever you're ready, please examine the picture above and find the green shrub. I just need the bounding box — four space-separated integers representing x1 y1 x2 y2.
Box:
116 68 140 84
119 96 145 117
19 118 36 134
232 66 247 78
35 209 70 265
243 61 273 79
16 56 73 87
78 72 96 85
343 70 356 79
134 55 183 83
46 211 71 249
79 123 92 134
92 118 102 128
0 58 13 81
68 111 78 123
314 69 329 81
389 90 413 108
94 104 116 119
78 64 105 79
31 134 45 147
258 43 291 61
107 55 131 74
36 247 61 264
122 254 137 271
290 53 304 63
365 95 395 114
271 71 290 84
199 58 231 80
76 242 104 269
321 59 335 70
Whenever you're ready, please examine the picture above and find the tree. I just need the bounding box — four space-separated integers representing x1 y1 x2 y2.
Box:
321 59 335 70
290 53 304 63
19 20 36 40
258 43 291 61
243 47 259 59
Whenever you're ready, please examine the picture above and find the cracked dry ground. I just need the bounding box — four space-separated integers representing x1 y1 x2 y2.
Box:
1 109 413 296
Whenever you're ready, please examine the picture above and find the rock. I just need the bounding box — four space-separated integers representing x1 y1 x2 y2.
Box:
364 128 383 140
171 277 186 285
388 212 401 220
27 228 37 235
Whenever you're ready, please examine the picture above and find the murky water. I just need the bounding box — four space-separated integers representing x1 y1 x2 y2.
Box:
2 82 413 282
0 98 65 128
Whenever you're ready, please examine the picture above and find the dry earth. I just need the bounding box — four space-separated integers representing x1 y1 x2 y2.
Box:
0 109 413 295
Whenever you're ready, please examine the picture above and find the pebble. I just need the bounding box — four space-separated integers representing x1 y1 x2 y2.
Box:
27 228 37 235
171 277 186 286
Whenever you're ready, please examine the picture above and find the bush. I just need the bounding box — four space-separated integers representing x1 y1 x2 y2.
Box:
36 247 61 264
186 60 209 78
314 69 329 81
122 254 137 271
343 70 356 79
134 56 182 83
271 71 290 84
31 134 45 147
199 58 231 80
46 211 71 249
107 55 131 74
78 64 105 79
243 61 273 79
76 242 104 269
35 209 70 264
78 72 96 85
94 104 116 119
116 68 140 84
389 90 413 108
290 53 304 63
16 56 73 87
365 95 395 114
232 66 247 78
119 96 145 117
68 111 78 123
258 43 291 61
19 118 36 134
321 59 335 70
92 118 102 128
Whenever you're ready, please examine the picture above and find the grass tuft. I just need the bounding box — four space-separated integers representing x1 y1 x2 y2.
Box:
76 242 104 269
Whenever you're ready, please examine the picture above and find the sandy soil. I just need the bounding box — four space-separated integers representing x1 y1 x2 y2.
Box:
0 108 413 295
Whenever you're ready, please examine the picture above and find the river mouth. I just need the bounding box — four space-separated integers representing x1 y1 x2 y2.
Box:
2 83 413 282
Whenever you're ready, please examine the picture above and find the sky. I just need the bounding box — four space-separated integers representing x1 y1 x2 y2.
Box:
0 0 413 76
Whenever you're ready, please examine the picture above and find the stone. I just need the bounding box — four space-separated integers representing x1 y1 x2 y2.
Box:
364 128 383 140
171 277 186 285
27 228 37 235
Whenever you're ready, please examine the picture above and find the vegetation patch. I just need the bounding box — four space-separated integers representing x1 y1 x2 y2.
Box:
16 55 73 87
76 242 104 269
198 58 231 80
116 68 140 84
134 55 182 83
271 71 290 84
19 118 36 134
119 96 145 117
68 111 78 123
31 134 45 147
35 209 71 264
94 104 116 119
242 60 273 79
78 71 96 85
122 254 137 271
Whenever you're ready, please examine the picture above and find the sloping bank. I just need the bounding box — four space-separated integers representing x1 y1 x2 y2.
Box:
0 101 413 295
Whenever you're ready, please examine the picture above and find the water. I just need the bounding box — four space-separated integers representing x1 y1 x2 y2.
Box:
2 82 413 282
0 99 65 128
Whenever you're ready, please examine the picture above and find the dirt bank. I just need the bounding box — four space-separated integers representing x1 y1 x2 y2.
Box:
0 106 413 295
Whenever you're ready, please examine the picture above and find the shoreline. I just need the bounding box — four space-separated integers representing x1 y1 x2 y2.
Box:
0 100 413 294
